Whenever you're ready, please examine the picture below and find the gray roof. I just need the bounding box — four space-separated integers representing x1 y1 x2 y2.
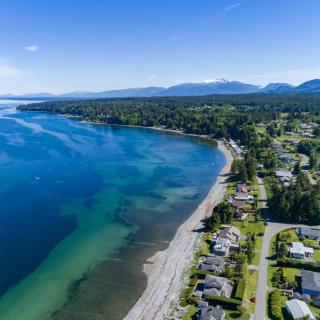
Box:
286 299 315 320
200 256 225 273
301 270 320 293
200 306 225 320
299 227 320 238
204 275 228 291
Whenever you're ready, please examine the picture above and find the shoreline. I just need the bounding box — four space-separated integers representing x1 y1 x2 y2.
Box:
22 111 234 319
124 139 233 320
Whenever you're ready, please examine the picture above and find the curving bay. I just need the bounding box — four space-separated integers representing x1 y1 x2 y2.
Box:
0 101 226 320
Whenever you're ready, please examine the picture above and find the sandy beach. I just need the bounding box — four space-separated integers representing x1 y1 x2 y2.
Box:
124 140 233 320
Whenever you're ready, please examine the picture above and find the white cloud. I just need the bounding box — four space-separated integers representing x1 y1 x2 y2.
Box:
0 59 23 78
24 45 40 52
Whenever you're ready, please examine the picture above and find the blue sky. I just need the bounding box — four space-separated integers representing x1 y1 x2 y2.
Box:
1 0 320 94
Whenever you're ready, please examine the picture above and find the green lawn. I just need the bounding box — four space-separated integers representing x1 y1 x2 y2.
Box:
227 180 236 196
268 265 301 287
252 250 261 265
233 217 265 235
313 249 320 261
278 228 299 244
243 269 258 313
309 305 320 318
304 238 320 249
183 306 199 320
256 238 263 249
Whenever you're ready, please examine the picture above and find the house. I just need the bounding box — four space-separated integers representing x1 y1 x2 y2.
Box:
285 299 315 320
232 199 245 210
289 242 314 259
213 236 239 256
200 255 225 273
219 225 242 242
203 275 229 298
236 184 253 193
271 142 284 154
233 192 253 202
200 305 225 320
275 168 293 179
297 227 320 241
301 270 320 298
213 237 231 256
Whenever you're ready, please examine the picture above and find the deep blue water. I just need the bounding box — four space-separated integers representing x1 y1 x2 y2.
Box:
0 101 226 320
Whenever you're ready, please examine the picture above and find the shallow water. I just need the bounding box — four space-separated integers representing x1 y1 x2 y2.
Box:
0 101 225 319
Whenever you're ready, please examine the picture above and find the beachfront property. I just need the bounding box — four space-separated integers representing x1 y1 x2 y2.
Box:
202 275 231 299
219 225 242 242
233 192 253 202
289 242 314 259
199 255 225 273
199 305 225 320
297 227 320 241
236 183 253 193
229 139 243 157
213 237 231 256
285 299 315 320
301 270 320 298
212 236 240 256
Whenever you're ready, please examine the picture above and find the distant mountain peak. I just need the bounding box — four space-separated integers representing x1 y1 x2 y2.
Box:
202 78 229 84
2 78 320 99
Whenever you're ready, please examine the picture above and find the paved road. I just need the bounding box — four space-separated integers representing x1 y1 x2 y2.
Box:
253 177 304 320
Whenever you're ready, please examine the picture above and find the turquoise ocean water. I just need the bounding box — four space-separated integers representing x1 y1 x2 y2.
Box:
0 100 225 320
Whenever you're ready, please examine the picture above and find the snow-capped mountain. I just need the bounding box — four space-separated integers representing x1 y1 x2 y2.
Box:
2 79 320 99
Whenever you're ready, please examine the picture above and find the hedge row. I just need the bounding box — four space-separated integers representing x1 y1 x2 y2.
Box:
269 290 283 320
234 279 246 300
277 258 320 272
207 296 242 310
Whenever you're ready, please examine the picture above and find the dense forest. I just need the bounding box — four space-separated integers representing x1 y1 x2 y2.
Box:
18 94 320 142
269 173 320 224
20 94 320 223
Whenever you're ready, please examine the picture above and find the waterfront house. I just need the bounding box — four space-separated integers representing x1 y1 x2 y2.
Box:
213 237 231 256
289 242 314 259
233 192 253 202
297 227 320 241
200 305 225 320
200 255 225 273
285 299 315 320
301 270 320 298
236 184 253 193
219 225 242 242
232 200 245 210
203 275 229 298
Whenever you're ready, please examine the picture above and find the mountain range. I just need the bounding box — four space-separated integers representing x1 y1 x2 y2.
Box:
2 78 320 99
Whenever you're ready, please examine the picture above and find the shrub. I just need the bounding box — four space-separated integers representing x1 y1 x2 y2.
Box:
269 290 283 320
234 279 246 300
277 258 320 272
206 296 242 310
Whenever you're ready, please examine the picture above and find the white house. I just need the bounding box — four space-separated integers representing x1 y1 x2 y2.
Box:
289 242 314 259
286 299 315 320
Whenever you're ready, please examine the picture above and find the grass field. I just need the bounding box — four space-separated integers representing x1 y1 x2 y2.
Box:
233 218 265 235
243 269 258 313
